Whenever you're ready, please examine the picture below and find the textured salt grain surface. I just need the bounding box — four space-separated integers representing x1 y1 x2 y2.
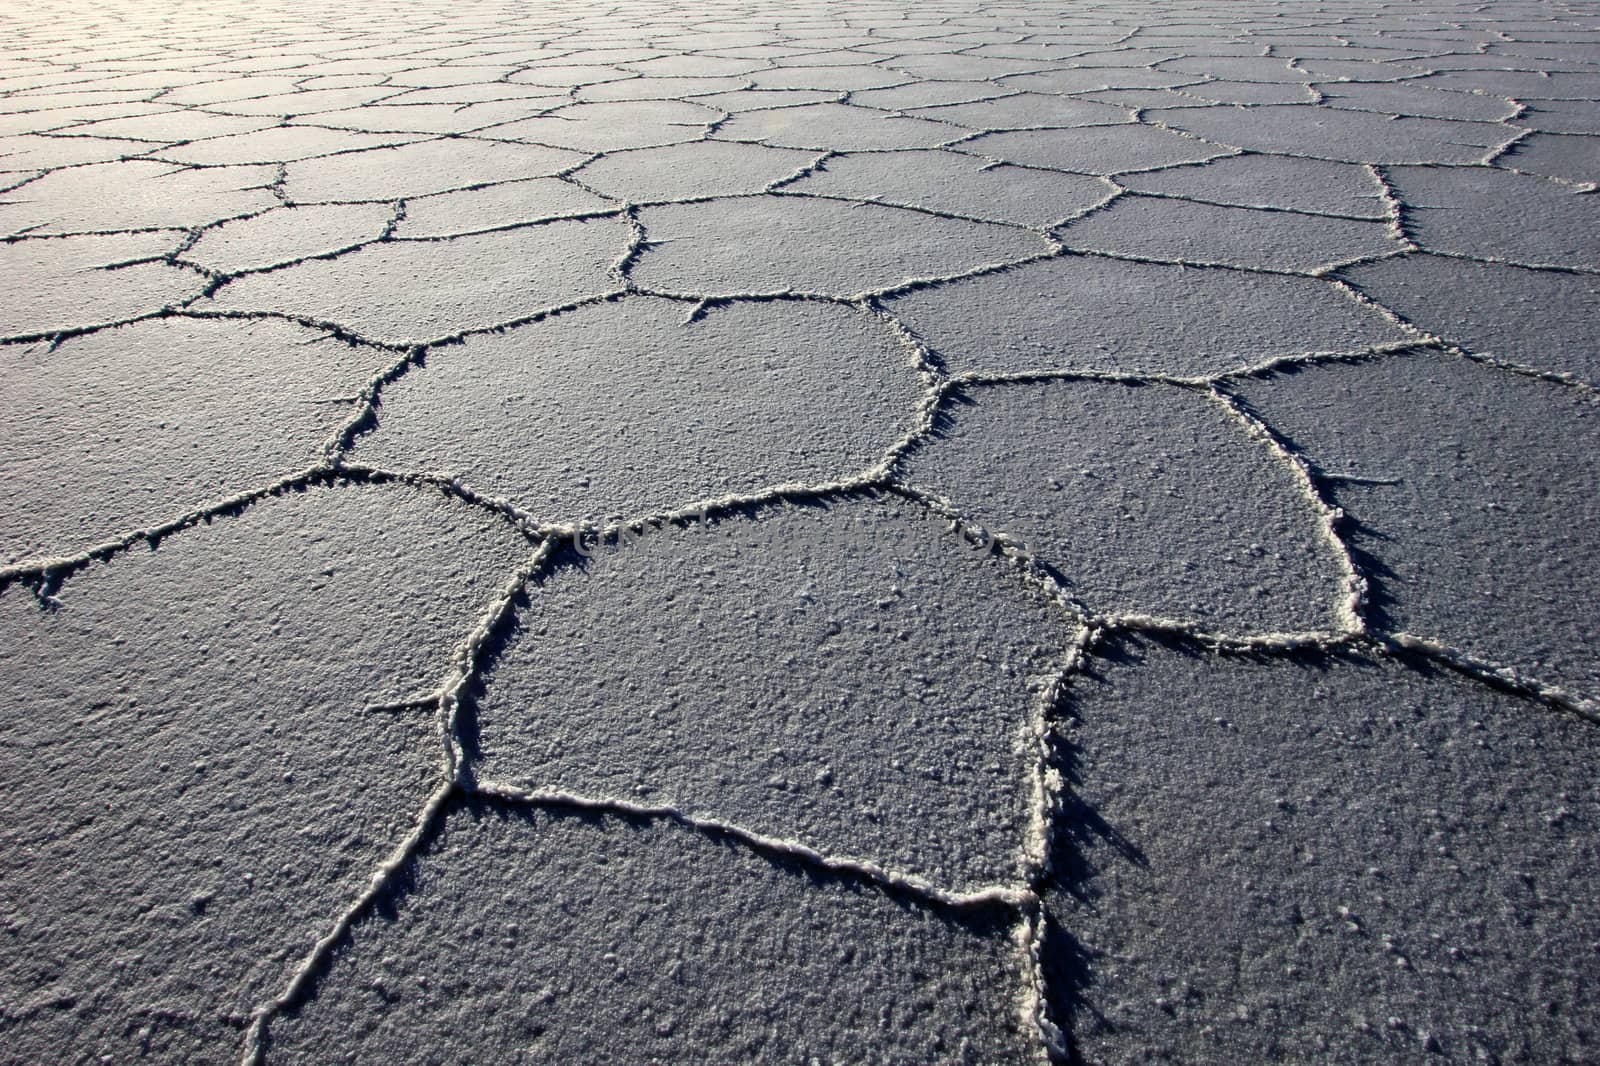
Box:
1056 193 1399 272
1 1 1598 1062
0 317 389 564
1236 353 1600 701
352 297 924 521
630 195 1049 297
783 149 1113 227
473 497 1074 892
203 219 629 345
1 233 201 339
1051 636 1600 1064
883 253 1409 378
178 203 396 275
0 483 526 1061
266 801 1034 1064
897 379 1347 633
1341 253 1600 385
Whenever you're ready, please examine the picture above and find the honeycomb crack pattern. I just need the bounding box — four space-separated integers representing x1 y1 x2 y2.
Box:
2 2 1599 1063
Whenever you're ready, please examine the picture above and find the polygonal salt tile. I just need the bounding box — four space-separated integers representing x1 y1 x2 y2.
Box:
0 481 527 1061
882 254 1407 378
1386 165 1600 268
715 102 962 150
963 41 1099 60
1058 195 1397 272
958 124 1230 174
657 28 779 49
625 54 766 77
0 132 150 172
289 100 540 135
631 195 1047 297
51 83 192 110
206 219 626 345
1236 352 1600 699
268 801 1031 1061
779 40 883 56
1119 155 1388 217
57 109 278 142
879 53 1057 80
999 68 1198 94
1173 80 1320 105
504 64 634 89
154 74 305 106
383 65 521 88
204 86 399 117
1293 57 1434 82
0 102 166 137
1489 39 1600 64
691 88 841 112
384 83 567 106
282 138 584 202
1499 132 1600 186
392 178 614 238
155 126 416 166
1316 80 1520 121
520 49 658 67
1 233 198 340
473 497 1076 891
684 44 795 61
1151 103 1514 164
1032 47 1184 68
283 59 415 77
1342 254 1600 384
489 100 720 152
850 81 1012 110
1514 100 1600 136
1352 35 1495 54
0 160 277 235
785 149 1110 227
575 75 750 102
352 297 921 520
180 203 395 274
1160 55 1311 82
901 380 1346 632
1048 637 1600 1064
907 92 1132 129
0 316 391 563
747 65 907 91
1416 69 1600 99
571 140 817 202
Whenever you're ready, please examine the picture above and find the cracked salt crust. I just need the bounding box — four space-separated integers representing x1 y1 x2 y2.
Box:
474 496 1075 893
350 296 924 522
783 148 1113 228
1056 192 1400 272
267 799 1034 1063
897 378 1348 634
0 316 390 565
1 233 201 340
1052 634 1600 1063
1237 351 1600 703
0 481 525 1061
1342 253 1600 385
203 218 629 346
631 193 1052 298
1 1 1598 1062
882 252 1410 378
571 138 819 201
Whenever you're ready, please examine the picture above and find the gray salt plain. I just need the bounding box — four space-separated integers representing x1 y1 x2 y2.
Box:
0 0 1597 1063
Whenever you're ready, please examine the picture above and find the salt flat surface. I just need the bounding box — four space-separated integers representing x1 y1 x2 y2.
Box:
1 1 1597 1062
